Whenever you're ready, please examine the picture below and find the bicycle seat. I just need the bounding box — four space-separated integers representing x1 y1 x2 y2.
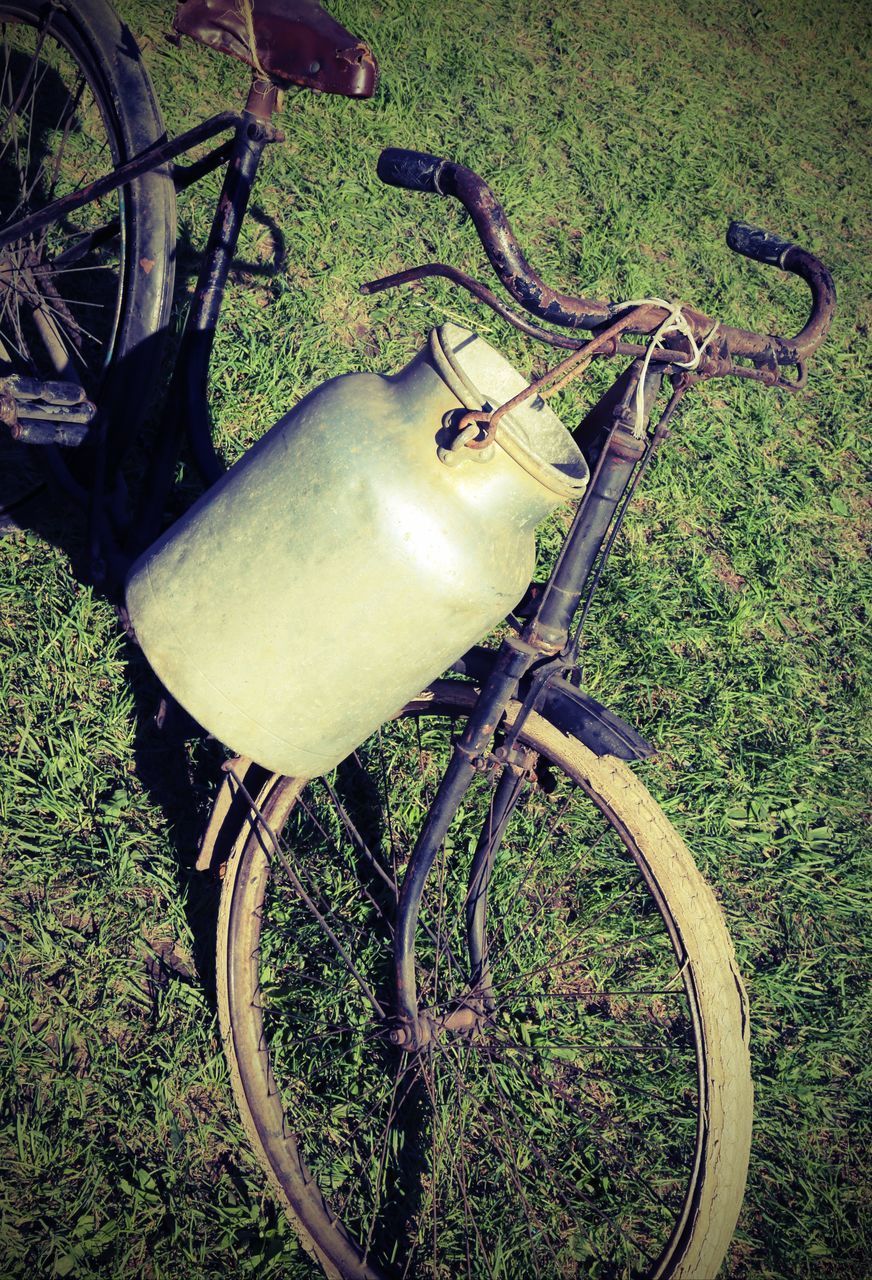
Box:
173 0 378 98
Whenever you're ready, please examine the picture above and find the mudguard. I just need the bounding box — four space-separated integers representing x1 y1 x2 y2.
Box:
538 678 654 761
195 756 270 872
452 646 654 762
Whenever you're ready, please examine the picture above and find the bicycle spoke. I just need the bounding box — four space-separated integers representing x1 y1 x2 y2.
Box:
0 12 131 395
330 1052 422 1223
431 1036 565 1274
417 1046 499 1280
362 1053 407 1261
468 796 614 983
5 62 84 227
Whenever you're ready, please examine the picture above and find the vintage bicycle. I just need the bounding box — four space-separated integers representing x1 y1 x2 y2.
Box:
0 1 835 1277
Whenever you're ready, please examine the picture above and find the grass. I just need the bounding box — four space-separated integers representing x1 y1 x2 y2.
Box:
1 0 870 1276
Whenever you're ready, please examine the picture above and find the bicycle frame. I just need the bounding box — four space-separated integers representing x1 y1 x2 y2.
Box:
389 361 671 1046
134 79 286 548
348 144 835 1047
1 56 836 1059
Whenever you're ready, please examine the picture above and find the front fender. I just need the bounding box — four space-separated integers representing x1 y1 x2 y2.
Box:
539 678 654 761
452 646 654 762
195 756 271 872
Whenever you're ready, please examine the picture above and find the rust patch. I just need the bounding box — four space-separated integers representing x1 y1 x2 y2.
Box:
140 256 155 274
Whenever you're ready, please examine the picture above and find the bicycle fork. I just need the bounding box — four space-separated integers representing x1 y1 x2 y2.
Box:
389 363 662 1052
389 631 543 1050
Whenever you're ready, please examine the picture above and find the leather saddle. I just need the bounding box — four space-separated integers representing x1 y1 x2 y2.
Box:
173 0 378 98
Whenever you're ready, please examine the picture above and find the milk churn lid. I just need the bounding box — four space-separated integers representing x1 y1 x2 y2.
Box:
430 322 589 499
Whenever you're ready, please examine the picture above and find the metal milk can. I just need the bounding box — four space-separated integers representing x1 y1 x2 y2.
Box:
125 323 589 777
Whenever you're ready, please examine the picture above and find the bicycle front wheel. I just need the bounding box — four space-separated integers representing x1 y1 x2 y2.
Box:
0 0 175 512
217 682 752 1279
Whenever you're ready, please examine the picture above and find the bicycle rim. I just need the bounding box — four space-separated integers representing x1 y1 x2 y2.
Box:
217 683 752 1279
0 0 174 512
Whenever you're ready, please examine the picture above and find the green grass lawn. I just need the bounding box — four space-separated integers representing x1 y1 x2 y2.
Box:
1 0 869 1276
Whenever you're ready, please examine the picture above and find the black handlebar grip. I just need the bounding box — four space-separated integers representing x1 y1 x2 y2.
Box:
727 220 799 268
376 148 449 194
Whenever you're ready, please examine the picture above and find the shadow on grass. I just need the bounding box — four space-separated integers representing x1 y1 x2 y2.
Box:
1 206 290 1005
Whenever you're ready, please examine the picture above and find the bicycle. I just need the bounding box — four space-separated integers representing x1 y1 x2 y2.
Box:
0 2 836 1278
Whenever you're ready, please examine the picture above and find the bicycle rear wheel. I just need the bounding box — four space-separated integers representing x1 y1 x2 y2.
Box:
0 0 175 516
217 682 752 1279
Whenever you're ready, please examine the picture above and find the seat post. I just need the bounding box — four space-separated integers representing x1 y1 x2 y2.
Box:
245 76 282 122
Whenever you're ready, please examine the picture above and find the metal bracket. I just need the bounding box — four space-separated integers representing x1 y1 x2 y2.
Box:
0 375 96 446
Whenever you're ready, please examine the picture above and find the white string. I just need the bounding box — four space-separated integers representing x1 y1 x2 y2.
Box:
613 297 720 436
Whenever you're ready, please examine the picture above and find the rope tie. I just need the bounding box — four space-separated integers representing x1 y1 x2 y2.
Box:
238 0 269 79
614 298 720 436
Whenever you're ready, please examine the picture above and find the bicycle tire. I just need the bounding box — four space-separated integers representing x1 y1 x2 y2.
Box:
216 681 752 1280
0 0 175 507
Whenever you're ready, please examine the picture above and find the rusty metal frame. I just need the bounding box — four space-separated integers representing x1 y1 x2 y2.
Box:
0 110 245 253
130 91 285 547
2 79 286 560
368 150 837 388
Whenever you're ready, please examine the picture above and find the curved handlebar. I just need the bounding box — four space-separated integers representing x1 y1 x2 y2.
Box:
725 221 836 359
376 148 835 372
377 148 611 331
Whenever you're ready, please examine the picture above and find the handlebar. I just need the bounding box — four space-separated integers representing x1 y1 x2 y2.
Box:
374 148 835 378
724 220 836 361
